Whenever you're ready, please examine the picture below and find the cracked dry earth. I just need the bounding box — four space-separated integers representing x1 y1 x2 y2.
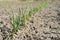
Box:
0 1 60 40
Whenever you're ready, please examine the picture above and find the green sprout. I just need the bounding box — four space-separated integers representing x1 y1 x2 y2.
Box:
22 10 27 27
39 1 48 10
27 8 33 20
23 14 27 27
11 9 21 39
33 6 39 14
33 2 48 14
27 2 48 20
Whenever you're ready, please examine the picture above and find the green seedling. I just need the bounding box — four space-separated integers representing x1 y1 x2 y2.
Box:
12 14 20 38
22 10 27 27
11 11 21 39
23 14 27 27
33 2 48 14
27 2 48 21
39 2 48 10
33 6 39 14
28 8 33 20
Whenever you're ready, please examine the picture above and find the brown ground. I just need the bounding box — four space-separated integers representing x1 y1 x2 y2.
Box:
0 0 60 40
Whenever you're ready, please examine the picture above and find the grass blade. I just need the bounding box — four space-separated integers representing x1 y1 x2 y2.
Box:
28 8 33 20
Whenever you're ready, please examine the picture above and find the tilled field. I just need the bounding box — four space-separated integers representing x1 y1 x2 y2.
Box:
0 0 60 40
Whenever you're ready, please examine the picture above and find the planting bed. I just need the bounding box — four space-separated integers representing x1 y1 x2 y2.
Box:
0 0 60 40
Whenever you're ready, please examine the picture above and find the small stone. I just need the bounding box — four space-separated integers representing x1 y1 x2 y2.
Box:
33 27 36 30
0 21 3 24
49 26 51 28
0 35 3 40
50 26 58 29
35 30 38 34
46 38 51 40
51 34 57 38
58 22 60 25
0 18 3 24
23 36 25 38
30 20 34 23
57 12 60 17
26 34 29 37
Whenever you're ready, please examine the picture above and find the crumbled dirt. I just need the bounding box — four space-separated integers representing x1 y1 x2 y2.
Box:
0 0 60 40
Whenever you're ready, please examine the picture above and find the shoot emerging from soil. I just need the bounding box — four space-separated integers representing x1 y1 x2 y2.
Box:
28 2 48 20
11 9 21 39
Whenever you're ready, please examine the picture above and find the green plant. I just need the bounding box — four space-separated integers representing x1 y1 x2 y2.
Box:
23 14 27 27
27 2 48 20
33 2 48 14
11 9 21 39
33 6 39 14
39 2 48 9
27 7 33 20
22 10 27 27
